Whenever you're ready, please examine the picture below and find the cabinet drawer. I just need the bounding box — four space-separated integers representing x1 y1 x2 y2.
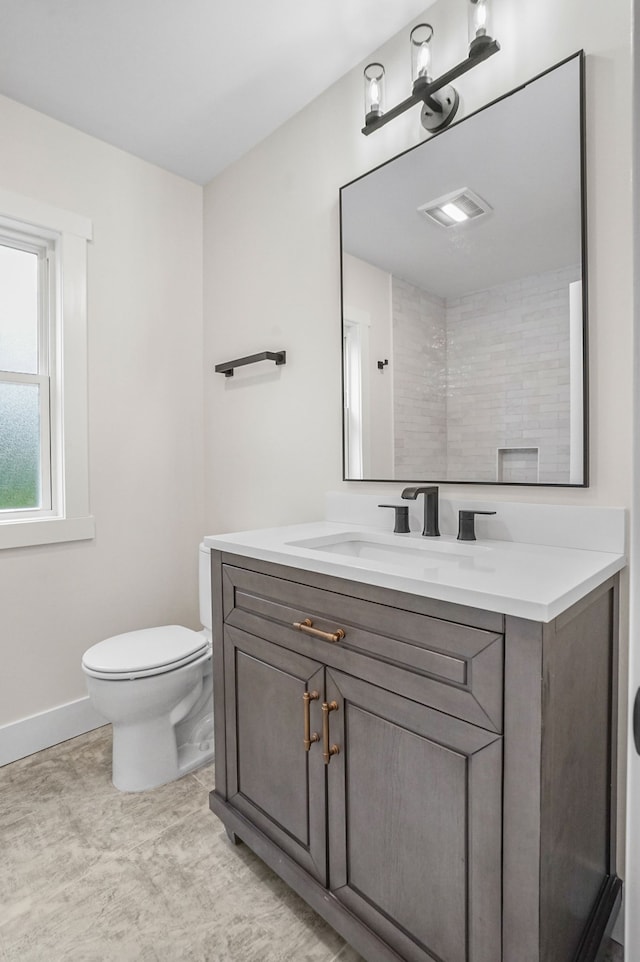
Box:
222 563 503 733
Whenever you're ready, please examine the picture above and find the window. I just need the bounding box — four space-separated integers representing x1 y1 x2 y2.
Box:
0 188 93 549
0 232 53 514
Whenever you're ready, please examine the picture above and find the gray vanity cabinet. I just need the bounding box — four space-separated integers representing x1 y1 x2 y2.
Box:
222 624 327 882
325 669 502 962
221 614 502 962
209 551 620 962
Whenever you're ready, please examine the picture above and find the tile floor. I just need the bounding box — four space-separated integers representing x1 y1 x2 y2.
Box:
0 727 363 962
0 727 624 962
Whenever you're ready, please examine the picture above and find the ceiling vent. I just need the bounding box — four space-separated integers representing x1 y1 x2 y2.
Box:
417 188 492 228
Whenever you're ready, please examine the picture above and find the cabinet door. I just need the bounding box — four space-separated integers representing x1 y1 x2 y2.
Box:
326 670 502 962
223 625 326 882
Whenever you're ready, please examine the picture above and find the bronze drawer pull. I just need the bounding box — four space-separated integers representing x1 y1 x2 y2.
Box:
302 690 320 751
322 701 340 765
293 618 346 644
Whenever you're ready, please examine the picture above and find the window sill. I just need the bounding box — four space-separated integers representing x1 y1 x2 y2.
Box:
0 515 95 550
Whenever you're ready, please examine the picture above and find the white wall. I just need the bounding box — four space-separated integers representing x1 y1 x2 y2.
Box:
0 96 204 728
204 0 632 521
203 0 632 869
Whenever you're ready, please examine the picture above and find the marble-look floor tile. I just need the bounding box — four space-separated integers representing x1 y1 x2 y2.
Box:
0 808 104 927
1 727 207 841
0 728 110 822
330 945 367 962
0 727 121 831
1 729 343 962
68 767 208 853
123 808 346 962
191 762 214 790
1 807 346 962
0 727 209 928
0 853 164 962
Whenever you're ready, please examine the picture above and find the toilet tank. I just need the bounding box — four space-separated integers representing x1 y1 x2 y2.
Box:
198 542 212 631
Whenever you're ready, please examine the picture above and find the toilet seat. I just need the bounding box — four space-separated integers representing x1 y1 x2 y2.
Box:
82 625 209 680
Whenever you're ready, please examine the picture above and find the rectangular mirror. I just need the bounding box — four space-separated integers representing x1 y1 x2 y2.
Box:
340 52 587 486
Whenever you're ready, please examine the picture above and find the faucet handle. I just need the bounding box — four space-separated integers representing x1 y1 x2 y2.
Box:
378 504 410 534
457 510 496 542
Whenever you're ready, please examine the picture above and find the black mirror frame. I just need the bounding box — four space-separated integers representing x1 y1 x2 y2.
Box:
339 50 588 488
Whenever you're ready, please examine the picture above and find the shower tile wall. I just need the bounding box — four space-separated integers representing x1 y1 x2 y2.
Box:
392 266 577 482
392 278 447 479
446 267 575 482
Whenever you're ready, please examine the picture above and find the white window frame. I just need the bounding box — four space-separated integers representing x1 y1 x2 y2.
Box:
0 188 94 549
343 307 372 480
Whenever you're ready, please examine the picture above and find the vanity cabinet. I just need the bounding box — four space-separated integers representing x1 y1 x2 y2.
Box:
209 551 620 962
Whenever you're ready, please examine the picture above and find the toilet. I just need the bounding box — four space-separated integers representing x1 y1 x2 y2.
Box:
82 543 214 792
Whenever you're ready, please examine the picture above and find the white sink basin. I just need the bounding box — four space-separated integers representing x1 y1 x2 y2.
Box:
287 531 489 570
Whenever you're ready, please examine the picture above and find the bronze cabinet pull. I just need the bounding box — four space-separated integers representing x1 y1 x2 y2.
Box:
293 618 346 644
322 701 340 765
302 690 320 751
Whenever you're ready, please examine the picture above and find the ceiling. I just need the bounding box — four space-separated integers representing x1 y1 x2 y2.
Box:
0 0 436 185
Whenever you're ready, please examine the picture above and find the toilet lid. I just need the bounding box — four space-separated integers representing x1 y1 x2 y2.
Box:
82 625 209 678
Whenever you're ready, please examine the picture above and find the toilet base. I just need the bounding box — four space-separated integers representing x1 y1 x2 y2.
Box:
111 720 214 792
176 739 214 780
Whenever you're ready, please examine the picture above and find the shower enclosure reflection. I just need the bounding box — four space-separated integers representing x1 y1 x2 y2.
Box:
340 53 586 486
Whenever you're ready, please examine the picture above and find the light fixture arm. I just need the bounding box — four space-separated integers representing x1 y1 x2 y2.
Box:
361 38 499 136
421 91 445 114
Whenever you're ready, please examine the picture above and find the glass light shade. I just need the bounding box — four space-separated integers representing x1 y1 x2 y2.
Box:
469 0 492 47
410 24 433 84
364 63 385 120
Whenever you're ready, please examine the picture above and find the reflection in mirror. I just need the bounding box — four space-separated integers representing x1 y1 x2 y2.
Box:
340 53 586 486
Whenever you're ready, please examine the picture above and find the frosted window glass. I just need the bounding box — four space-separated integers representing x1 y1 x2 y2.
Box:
0 245 39 374
0 382 40 509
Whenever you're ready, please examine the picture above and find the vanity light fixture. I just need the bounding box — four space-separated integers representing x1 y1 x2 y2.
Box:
362 0 499 136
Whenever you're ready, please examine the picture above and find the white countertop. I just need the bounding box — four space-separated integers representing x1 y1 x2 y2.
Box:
204 520 626 623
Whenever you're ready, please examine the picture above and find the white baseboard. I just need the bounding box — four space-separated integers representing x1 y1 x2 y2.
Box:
0 696 107 767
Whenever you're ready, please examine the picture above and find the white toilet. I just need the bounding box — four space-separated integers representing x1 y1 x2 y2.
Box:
82 543 214 792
